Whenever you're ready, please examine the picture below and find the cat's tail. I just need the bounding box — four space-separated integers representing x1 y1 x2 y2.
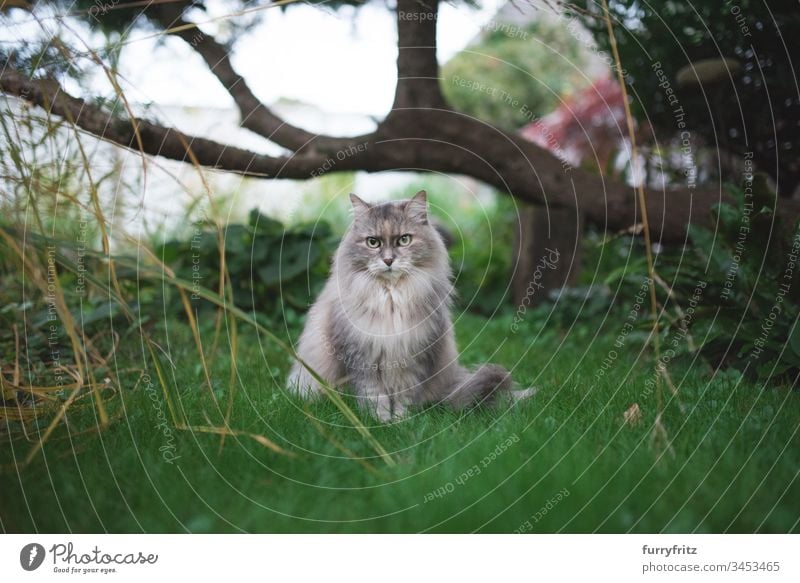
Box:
443 364 514 409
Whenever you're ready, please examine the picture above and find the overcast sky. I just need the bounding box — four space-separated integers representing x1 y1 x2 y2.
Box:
106 0 509 116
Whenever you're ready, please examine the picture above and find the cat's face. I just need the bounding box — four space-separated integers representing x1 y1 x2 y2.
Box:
342 190 444 281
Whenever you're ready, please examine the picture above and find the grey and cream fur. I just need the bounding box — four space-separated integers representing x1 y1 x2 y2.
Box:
288 190 531 421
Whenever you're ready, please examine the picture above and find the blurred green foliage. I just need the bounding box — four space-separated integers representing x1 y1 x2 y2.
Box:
577 0 800 192
681 180 800 380
442 21 591 130
578 177 800 383
158 209 337 323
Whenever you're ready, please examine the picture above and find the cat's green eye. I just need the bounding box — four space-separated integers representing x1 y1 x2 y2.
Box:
397 234 412 246
366 237 381 248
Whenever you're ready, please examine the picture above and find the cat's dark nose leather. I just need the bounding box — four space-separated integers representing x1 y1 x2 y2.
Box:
383 257 394 266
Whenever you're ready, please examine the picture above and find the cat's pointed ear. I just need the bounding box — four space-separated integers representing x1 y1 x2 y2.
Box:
406 190 428 224
349 193 370 215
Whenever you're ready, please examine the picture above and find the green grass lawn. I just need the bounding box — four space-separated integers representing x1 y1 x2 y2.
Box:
2 311 799 533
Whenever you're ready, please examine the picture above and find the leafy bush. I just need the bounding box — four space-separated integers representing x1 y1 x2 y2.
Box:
680 179 800 379
586 177 800 382
158 210 336 323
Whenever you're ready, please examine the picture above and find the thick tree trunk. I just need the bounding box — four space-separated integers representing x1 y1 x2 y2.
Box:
393 0 446 110
513 204 583 307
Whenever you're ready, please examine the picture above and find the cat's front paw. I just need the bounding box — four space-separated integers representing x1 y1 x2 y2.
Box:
375 406 394 423
362 394 407 423
388 400 408 423
286 366 322 399
370 394 394 423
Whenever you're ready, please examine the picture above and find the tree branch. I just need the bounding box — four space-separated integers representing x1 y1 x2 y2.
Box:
149 5 372 155
6 68 800 244
392 0 445 110
0 69 351 178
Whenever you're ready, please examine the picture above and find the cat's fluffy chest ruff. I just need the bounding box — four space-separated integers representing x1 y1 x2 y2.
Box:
342 269 445 328
334 273 448 366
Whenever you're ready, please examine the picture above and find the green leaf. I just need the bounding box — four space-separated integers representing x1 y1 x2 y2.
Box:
257 237 321 285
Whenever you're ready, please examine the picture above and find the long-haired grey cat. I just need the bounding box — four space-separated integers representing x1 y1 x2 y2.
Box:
288 190 533 421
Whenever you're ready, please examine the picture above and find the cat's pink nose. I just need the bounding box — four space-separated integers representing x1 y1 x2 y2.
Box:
383 257 394 266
